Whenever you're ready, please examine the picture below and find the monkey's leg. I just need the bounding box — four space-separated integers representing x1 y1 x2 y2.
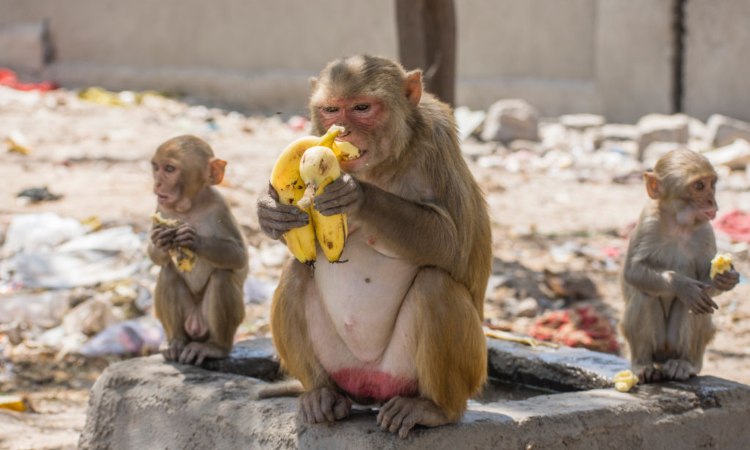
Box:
270 260 349 422
179 269 246 366
154 264 191 362
662 302 715 381
621 290 665 383
377 268 486 439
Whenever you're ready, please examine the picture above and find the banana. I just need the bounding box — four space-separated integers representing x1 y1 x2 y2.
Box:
151 212 197 272
299 145 348 263
710 253 733 279
270 125 358 265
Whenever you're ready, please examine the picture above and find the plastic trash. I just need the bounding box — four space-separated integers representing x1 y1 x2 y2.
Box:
2 213 87 255
77 316 164 357
0 395 26 412
1 225 143 289
0 291 69 328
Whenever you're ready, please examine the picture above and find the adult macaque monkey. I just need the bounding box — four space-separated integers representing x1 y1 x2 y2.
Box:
257 55 491 437
621 148 739 383
148 135 248 366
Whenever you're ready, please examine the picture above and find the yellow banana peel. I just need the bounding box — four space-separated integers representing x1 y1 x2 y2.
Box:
300 145 348 263
271 125 359 265
150 212 197 272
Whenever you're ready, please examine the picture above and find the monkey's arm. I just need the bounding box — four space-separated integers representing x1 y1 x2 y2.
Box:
172 220 247 270
353 181 460 270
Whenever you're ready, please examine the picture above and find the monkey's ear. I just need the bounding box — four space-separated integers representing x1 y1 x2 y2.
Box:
209 158 227 185
404 70 422 106
644 172 661 199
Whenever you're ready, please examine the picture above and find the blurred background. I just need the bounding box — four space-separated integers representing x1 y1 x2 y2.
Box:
1 1 750 449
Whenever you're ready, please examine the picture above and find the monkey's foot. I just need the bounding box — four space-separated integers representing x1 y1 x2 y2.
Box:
377 396 452 439
634 364 663 383
299 386 351 424
661 359 696 381
163 340 187 362
178 342 227 366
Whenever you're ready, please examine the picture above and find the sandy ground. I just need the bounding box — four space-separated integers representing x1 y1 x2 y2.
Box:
1 86 749 449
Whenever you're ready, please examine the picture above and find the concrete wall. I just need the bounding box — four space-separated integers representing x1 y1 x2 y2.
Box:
684 0 750 122
0 0 747 123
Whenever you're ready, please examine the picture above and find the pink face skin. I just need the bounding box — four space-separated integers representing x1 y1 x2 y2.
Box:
316 95 385 173
688 174 718 223
151 157 182 209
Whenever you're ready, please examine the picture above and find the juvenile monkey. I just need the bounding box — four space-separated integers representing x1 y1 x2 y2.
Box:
148 135 248 366
620 148 739 382
257 55 491 437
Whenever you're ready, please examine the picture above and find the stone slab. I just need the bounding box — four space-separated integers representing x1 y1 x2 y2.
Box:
80 339 750 449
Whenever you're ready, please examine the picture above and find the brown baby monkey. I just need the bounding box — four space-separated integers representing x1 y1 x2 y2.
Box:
621 148 739 382
148 135 248 366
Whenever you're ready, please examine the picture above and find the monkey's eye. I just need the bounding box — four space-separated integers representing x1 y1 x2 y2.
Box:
165 165 176 173
322 106 339 114
694 180 705 191
353 104 370 112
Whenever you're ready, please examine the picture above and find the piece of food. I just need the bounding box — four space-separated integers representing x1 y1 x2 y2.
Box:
299 145 348 263
710 253 733 279
613 369 638 392
270 125 359 264
151 212 196 272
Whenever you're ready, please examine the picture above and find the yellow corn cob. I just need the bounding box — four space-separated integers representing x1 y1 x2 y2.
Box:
710 253 733 279
613 370 638 392
151 212 197 272
299 145 348 263
271 125 358 264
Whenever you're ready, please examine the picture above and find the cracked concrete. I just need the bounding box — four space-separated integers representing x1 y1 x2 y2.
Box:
79 339 750 449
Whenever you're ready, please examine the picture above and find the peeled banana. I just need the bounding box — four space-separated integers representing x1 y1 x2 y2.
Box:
151 212 197 272
299 145 348 263
613 369 638 392
270 125 359 265
710 253 733 279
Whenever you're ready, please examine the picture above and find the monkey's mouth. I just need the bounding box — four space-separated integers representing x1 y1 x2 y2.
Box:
156 193 173 204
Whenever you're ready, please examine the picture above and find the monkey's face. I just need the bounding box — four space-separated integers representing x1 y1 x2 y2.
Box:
673 174 718 226
151 155 183 209
314 95 386 174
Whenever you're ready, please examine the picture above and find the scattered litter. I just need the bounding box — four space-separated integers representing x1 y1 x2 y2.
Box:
715 209 750 243
0 68 56 92
77 316 164 357
528 306 619 353
613 369 638 392
16 186 63 203
0 394 27 412
5 130 32 154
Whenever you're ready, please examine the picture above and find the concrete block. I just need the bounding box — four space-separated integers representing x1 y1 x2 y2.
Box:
684 1 750 122
80 339 750 449
706 114 750 148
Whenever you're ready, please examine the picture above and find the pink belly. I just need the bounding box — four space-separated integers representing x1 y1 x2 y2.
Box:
331 368 418 402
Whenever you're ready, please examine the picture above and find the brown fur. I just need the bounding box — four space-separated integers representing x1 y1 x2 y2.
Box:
149 135 248 365
620 148 735 382
271 55 491 430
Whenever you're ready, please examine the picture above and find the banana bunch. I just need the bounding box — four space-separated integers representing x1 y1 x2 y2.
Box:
299 145 348 263
270 125 359 265
710 253 733 279
151 212 197 272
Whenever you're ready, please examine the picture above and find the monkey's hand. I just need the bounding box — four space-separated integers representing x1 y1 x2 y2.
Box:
172 222 202 251
313 173 363 216
711 268 740 292
150 225 176 252
257 183 310 240
675 276 719 314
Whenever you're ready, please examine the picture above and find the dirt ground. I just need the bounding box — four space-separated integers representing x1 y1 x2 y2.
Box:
1 86 749 449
